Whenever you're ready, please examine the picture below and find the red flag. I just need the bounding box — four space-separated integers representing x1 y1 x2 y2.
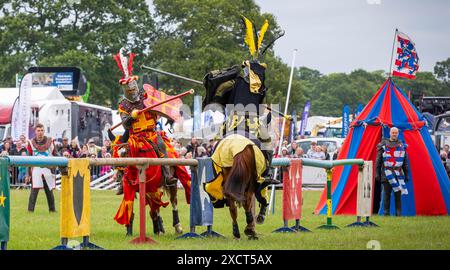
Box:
142 84 183 122
282 159 303 220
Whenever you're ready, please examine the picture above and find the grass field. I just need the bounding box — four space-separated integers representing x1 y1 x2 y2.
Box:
7 188 450 250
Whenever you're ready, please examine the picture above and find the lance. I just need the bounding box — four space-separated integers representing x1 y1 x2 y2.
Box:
268 49 298 215
141 65 292 121
109 89 195 131
141 65 203 85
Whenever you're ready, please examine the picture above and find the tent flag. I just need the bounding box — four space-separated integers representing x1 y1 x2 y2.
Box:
342 105 350 138
0 159 10 243
315 78 450 216
190 158 214 227
60 159 91 238
392 31 419 79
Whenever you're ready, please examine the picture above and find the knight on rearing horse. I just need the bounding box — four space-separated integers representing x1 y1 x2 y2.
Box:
111 48 191 236
203 16 284 233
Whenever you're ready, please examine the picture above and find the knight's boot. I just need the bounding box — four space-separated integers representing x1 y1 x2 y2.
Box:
261 150 280 186
126 213 134 236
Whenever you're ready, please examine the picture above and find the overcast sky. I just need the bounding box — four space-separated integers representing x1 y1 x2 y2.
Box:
254 0 450 74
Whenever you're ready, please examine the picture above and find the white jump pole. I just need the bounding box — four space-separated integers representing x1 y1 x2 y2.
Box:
268 49 298 215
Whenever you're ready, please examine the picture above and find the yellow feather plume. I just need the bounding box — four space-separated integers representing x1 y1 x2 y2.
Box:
241 15 256 56
257 19 269 51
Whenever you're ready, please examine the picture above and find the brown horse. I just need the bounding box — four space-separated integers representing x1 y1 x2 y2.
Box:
210 140 268 240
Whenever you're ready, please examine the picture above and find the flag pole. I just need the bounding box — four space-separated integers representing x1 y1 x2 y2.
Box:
388 28 398 77
268 49 298 215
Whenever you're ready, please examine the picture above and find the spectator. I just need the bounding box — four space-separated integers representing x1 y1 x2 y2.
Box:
444 144 450 159
57 137 70 156
307 141 317 158
293 147 306 158
184 151 193 159
196 146 209 157
19 134 27 145
98 146 109 158
79 144 90 158
1 136 16 152
87 139 101 157
281 147 290 158
178 147 187 157
288 141 299 155
62 150 71 158
440 151 450 177
310 145 326 160
12 140 28 156
17 151 28 185
68 139 81 158
100 153 113 176
322 145 330 160
0 141 12 156
186 137 200 158
332 147 341 160
103 139 112 154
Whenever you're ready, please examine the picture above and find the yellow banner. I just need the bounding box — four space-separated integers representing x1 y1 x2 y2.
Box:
60 159 91 238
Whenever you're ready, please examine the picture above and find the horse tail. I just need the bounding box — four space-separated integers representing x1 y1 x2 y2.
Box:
223 144 256 203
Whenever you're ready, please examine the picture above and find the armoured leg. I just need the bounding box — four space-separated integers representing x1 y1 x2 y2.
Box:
126 213 134 236
28 188 39 212
382 182 392 216
394 191 402 216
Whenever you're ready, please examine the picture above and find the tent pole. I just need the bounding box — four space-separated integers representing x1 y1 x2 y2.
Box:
388 28 398 77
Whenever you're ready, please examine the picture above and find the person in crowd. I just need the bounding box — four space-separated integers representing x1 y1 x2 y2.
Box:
98 146 109 158
288 141 299 156
444 144 450 159
87 138 101 157
196 146 209 158
332 147 341 160
281 147 290 158
68 139 81 158
293 147 306 158
100 153 113 176
186 137 200 158
57 137 71 156
0 141 12 156
12 140 28 156
310 145 326 160
307 141 317 158
322 145 330 160
17 151 28 186
375 127 409 216
103 139 112 154
25 123 57 213
79 144 90 158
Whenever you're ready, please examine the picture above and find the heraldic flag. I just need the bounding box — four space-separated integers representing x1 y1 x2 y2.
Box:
392 30 419 79
0 159 10 243
142 83 183 122
60 159 91 238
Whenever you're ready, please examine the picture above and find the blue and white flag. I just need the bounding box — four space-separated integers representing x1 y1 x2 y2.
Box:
342 105 350 138
299 101 311 136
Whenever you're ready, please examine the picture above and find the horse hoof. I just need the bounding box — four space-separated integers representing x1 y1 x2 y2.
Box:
248 235 259 240
256 215 265 224
174 224 183 235
233 235 241 240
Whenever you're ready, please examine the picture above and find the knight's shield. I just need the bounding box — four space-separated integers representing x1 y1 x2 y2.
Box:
73 171 84 225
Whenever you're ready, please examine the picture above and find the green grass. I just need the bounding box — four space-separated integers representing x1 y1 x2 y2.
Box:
7 189 450 250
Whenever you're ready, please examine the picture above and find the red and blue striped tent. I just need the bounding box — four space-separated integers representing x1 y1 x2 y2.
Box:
315 78 450 216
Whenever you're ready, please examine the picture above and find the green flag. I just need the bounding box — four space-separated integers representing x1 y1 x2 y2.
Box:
0 159 10 243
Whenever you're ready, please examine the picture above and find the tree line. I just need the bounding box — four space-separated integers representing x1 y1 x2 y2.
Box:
0 0 449 117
